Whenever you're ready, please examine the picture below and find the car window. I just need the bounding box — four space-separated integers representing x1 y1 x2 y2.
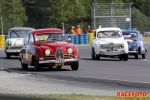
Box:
123 32 137 39
9 30 29 38
35 33 66 42
97 30 122 38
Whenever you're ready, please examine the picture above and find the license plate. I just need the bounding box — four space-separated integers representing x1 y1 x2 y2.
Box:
55 59 65 63
55 63 64 66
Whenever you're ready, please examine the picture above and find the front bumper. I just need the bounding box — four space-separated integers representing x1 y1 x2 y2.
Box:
5 49 21 54
39 58 79 64
128 50 137 53
99 49 125 56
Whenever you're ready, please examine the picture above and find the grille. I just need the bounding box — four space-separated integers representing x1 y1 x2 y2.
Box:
55 49 63 59
103 43 121 50
10 46 23 49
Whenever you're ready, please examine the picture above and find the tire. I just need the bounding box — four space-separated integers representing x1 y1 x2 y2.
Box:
123 54 128 61
142 54 146 59
21 60 28 70
56 66 62 69
119 55 123 61
34 58 42 71
91 48 100 60
71 61 79 70
135 52 138 59
6 54 11 59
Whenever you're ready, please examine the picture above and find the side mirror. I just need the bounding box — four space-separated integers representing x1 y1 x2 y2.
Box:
68 38 71 42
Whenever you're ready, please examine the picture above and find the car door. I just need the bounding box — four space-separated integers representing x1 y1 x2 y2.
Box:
138 32 145 53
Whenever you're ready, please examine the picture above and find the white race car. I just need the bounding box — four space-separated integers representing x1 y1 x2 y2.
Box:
5 27 35 59
91 27 129 61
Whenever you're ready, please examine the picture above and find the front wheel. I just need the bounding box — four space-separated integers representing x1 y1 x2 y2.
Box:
142 54 146 59
91 48 100 60
34 58 42 71
123 54 128 61
6 54 11 59
71 61 79 70
119 55 123 61
21 60 28 69
135 52 139 59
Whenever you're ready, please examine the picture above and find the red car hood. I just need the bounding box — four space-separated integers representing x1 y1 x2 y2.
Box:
37 41 74 51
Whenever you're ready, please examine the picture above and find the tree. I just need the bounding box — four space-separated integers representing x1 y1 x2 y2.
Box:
0 0 27 34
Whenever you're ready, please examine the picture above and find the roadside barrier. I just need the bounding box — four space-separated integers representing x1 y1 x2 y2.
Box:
5 35 8 40
79 34 84 44
74 35 79 44
88 33 94 44
84 34 89 44
0 35 5 48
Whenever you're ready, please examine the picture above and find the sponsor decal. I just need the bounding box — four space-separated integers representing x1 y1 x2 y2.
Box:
117 92 147 97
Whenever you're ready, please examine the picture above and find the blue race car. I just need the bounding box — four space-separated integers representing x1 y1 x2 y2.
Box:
122 30 147 59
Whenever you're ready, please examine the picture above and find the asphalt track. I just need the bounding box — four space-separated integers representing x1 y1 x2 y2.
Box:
0 43 150 89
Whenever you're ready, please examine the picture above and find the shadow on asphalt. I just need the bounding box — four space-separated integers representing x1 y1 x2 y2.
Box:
6 67 72 73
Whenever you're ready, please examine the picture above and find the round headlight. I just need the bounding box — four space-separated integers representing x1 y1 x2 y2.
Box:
45 49 50 55
68 48 73 54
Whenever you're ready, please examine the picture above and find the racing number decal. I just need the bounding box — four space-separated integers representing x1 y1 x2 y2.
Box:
140 41 144 50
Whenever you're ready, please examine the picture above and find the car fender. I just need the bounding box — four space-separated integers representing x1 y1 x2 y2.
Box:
92 39 100 55
124 40 129 54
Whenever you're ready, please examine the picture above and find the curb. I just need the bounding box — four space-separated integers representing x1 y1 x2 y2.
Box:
1 67 150 89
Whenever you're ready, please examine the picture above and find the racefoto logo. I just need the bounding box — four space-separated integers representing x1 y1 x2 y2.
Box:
117 92 147 97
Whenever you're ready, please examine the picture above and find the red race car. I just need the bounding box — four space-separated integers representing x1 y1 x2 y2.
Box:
19 28 80 71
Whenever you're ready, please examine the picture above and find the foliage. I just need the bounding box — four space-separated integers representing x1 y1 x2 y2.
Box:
0 0 27 34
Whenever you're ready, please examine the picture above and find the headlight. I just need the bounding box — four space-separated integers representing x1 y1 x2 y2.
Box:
45 49 50 55
68 48 73 54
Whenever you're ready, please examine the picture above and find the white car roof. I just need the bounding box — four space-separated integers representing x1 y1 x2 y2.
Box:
9 27 35 31
96 27 121 32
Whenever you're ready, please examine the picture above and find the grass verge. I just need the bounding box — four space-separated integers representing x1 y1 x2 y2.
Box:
0 93 150 100
144 37 150 42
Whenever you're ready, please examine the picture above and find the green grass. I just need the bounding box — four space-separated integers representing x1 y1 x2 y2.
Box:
144 37 150 42
0 93 150 100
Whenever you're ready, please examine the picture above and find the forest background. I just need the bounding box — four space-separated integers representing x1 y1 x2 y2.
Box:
0 0 149 34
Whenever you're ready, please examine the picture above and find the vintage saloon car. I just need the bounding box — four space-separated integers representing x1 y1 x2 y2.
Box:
5 27 35 59
122 30 147 59
91 27 129 61
19 28 79 71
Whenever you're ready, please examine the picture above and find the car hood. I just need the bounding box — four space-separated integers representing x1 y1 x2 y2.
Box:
6 38 24 46
38 41 73 50
96 38 124 44
124 39 134 43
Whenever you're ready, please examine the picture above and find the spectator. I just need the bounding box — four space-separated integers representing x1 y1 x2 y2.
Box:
75 25 82 34
70 26 77 34
85 25 92 33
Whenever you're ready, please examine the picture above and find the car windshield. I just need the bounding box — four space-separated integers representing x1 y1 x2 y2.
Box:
35 33 66 42
97 30 122 38
123 33 137 39
10 30 29 38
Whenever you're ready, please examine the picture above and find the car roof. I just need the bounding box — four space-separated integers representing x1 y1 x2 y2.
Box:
96 27 121 31
122 30 138 34
32 28 63 35
9 27 35 31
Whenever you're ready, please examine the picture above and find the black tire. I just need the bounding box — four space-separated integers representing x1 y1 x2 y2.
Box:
119 55 123 61
123 54 128 61
21 60 28 69
91 48 100 60
6 54 10 59
71 61 79 70
142 54 146 59
56 66 62 69
135 52 138 59
34 58 42 71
